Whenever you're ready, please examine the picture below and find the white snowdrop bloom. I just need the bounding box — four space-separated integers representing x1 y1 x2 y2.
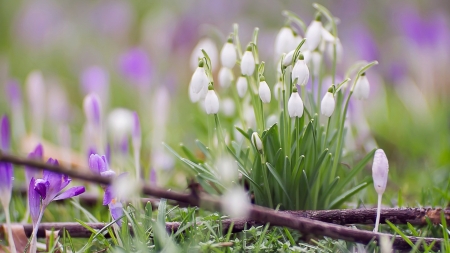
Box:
274 26 296 59
107 108 133 141
241 47 255 76
220 40 237 68
218 67 234 88
190 38 218 71
221 187 250 218
288 89 304 118
353 73 370 100
321 28 335 42
372 148 389 232
326 38 343 63
303 50 312 64
258 76 271 103
321 92 335 117
311 51 322 77
205 88 220 114
243 104 256 129
236 76 248 98
220 97 235 116
266 114 278 127
189 62 209 94
112 174 141 201
251 132 263 152
189 78 208 103
305 18 323 51
292 55 310 86
282 50 295 67
216 155 238 183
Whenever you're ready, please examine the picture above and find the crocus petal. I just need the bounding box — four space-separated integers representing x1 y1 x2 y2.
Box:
28 178 40 226
1 115 10 150
59 174 72 191
53 186 85 201
34 179 49 200
108 201 124 226
0 162 13 197
103 186 114 205
89 154 106 174
43 158 63 201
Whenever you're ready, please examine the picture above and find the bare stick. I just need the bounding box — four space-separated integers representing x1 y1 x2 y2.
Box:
0 152 444 251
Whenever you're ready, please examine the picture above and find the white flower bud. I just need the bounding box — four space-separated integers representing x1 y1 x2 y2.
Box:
353 73 370 100
107 108 133 142
287 89 304 118
305 20 323 51
326 38 343 63
189 64 209 94
220 98 235 116
190 38 218 71
236 76 248 98
321 92 335 117
321 28 335 42
220 41 237 68
311 51 322 77
282 50 295 67
258 77 271 103
221 187 250 218
274 26 296 59
218 67 234 88
372 149 389 195
251 132 263 153
241 48 255 76
292 56 310 86
205 88 219 114
216 156 238 183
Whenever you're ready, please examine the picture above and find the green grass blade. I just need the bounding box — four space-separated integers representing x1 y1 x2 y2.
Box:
266 162 292 203
328 182 368 209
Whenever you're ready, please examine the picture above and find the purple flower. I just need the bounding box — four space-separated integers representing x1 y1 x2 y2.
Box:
5 79 22 107
25 144 44 185
83 93 102 127
0 116 13 201
119 48 152 88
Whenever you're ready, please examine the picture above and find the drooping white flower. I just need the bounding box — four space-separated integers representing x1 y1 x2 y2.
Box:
236 76 248 98
353 73 370 100
221 187 250 218
305 17 323 51
288 88 304 118
292 55 310 86
189 80 207 103
274 26 296 59
241 46 255 76
251 132 263 153
282 50 295 67
190 38 218 71
218 67 234 88
326 38 343 63
189 61 209 94
372 149 389 232
258 76 271 103
220 97 235 116
321 28 335 43
205 86 219 114
216 155 238 184
321 91 335 117
311 51 322 77
220 39 237 68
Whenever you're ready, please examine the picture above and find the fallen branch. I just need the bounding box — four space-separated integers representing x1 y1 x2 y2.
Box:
0 152 444 251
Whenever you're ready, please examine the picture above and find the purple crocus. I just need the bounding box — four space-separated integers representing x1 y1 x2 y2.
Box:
118 47 152 88
89 154 123 225
25 144 44 186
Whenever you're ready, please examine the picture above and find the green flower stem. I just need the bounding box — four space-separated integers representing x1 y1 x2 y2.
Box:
261 155 273 208
30 205 45 253
233 24 243 59
3 204 16 253
324 117 331 148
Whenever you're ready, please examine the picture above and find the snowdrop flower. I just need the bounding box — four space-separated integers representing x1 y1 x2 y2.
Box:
218 67 234 88
221 98 235 116
189 80 208 103
282 50 295 67
305 14 323 51
311 51 322 77
352 73 370 100
205 84 219 114
292 54 310 86
236 75 248 98
220 37 237 68
241 46 255 76
274 26 296 59
321 91 335 117
288 87 304 118
190 38 218 71
258 76 271 103
189 60 209 94
321 28 335 43
221 187 250 218
327 38 343 63
273 79 283 101
216 155 238 184
251 132 263 153
372 149 389 232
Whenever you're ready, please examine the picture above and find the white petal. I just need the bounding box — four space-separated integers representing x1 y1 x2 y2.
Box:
372 149 389 195
305 20 323 51
190 38 218 71
258 81 271 103
190 67 208 94
236 76 248 98
287 92 304 118
282 50 295 67
274 27 296 59
320 92 335 117
292 60 310 86
189 80 208 102
221 187 250 218
353 75 370 100
220 42 237 68
241 51 255 76
218 67 234 88
205 90 219 114
311 51 322 77
326 38 343 63
251 132 263 151
321 28 335 42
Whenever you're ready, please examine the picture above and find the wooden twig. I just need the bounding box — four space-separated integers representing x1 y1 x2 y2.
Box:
0 151 444 251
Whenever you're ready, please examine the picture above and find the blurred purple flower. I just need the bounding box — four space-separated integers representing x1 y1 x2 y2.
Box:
25 144 44 187
80 66 109 96
83 93 102 127
149 168 157 185
346 25 379 61
0 116 13 205
89 0 132 40
5 79 22 107
119 48 152 88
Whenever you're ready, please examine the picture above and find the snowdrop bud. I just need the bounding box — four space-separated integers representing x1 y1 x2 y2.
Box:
218 67 234 88
107 108 133 142
220 37 237 68
221 98 235 116
190 60 209 94
258 76 271 103
83 93 102 127
221 187 250 218
236 75 248 98
282 50 295 67
311 51 322 77
305 14 323 51
327 38 343 63
274 26 296 59
292 54 310 86
205 84 219 114
251 132 263 153
216 156 238 183
372 149 389 195
241 46 255 76
353 73 370 100
321 90 335 117
190 38 218 71
288 87 304 118
112 175 141 201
